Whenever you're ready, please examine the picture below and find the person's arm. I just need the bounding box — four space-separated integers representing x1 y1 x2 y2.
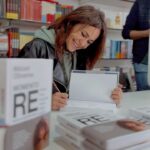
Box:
122 0 139 39
129 29 149 40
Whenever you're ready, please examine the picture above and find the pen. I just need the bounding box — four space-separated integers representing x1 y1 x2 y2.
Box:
53 82 60 92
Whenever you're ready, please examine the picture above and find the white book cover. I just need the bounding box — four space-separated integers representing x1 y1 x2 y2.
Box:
0 113 50 150
0 59 53 125
82 118 150 150
65 70 119 111
57 110 122 134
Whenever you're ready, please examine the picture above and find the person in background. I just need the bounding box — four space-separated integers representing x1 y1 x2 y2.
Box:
122 0 150 91
18 5 122 110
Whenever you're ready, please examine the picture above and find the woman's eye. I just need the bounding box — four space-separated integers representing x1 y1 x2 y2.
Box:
81 32 86 37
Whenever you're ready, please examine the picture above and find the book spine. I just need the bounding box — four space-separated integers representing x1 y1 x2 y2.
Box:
56 125 84 147
55 136 83 150
57 116 81 134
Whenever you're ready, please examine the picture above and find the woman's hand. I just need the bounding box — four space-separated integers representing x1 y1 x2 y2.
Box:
111 84 123 106
52 92 68 111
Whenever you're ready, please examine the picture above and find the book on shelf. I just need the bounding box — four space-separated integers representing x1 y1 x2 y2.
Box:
0 33 8 57
103 39 133 59
0 112 50 150
105 40 133 59
7 27 20 57
0 0 73 23
19 33 34 49
0 58 53 126
5 0 20 19
63 70 119 111
82 118 150 150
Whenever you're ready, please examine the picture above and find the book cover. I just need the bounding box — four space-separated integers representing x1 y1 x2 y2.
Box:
0 112 50 150
82 118 150 150
57 110 121 134
0 59 53 125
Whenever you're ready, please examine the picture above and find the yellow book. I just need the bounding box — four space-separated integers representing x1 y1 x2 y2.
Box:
20 34 33 49
6 13 18 19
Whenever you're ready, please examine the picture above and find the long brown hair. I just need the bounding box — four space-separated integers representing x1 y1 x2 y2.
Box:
49 5 107 69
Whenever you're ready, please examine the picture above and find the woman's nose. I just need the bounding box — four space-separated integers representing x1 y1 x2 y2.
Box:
80 39 88 49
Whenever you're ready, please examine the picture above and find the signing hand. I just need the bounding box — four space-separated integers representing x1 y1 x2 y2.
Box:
52 92 68 111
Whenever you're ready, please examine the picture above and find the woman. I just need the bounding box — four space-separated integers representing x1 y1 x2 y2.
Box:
18 5 122 110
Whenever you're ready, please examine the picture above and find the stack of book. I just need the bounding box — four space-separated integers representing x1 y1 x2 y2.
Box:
0 59 53 150
56 107 150 150
55 110 122 150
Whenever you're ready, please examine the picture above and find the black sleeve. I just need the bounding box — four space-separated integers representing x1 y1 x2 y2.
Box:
122 0 139 39
18 38 50 58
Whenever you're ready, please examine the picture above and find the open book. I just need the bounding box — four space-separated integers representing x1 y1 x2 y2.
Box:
65 70 119 111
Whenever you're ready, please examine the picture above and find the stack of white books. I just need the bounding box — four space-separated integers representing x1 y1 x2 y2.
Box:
55 110 122 150
0 59 53 150
56 107 150 150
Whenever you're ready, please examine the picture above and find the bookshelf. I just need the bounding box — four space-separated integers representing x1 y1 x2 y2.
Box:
0 0 77 57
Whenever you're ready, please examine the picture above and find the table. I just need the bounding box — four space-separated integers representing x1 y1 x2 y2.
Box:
50 91 150 150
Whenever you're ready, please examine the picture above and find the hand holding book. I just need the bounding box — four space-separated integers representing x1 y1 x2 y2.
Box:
111 84 123 106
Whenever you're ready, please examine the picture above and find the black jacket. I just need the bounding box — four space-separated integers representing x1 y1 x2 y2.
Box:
18 38 86 93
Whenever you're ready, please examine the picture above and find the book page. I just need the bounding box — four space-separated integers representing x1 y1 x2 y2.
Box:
66 71 118 110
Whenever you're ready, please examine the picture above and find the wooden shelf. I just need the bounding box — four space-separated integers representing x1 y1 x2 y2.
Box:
0 18 49 29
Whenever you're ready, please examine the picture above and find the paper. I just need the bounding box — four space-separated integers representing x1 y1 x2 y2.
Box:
65 70 119 111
